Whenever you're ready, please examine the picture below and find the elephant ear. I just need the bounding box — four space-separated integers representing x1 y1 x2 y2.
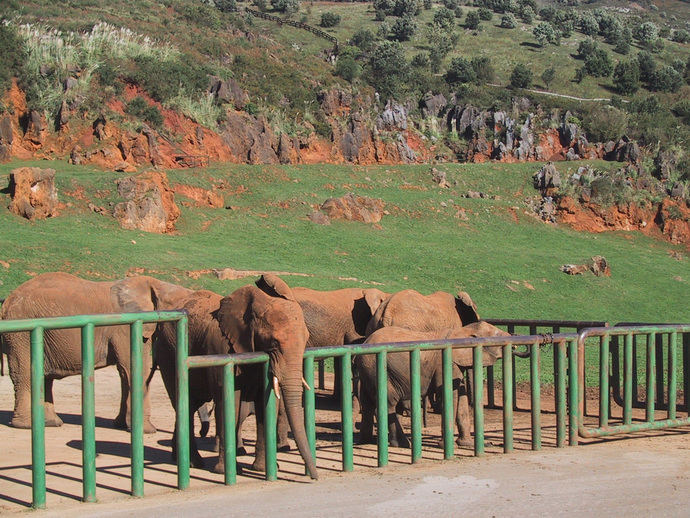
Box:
111 276 158 340
255 274 295 301
455 291 480 325
363 289 388 316
215 287 254 354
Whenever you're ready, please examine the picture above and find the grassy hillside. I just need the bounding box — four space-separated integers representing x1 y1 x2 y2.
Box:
1 158 687 325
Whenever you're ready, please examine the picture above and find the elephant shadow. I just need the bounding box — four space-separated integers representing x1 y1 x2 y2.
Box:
66 439 172 465
0 410 13 426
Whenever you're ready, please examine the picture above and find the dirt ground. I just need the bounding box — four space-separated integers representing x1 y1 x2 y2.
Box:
1 366 689 515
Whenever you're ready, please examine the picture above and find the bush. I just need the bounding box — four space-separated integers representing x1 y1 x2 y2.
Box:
129 55 214 104
648 66 682 93
533 22 558 46
366 41 409 100
271 0 299 14
442 0 459 9
335 56 361 81
320 12 341 27
581 104 627 143
411 52 430 68
445 56 476 84
465 11 480 30
541 66 555 89
126 96 164 128
478 7 493 21
392 0 421 17
350 29 376 52
519 6 534 24
500 13 517 28
671 100 690 124
471 56 494 84
577 38 597 58
215 0 237 12
613 60 640 95
390 16 417 41
538 6 555 21
433 7 455 31
584 47 613 77
633 21 659 48
672 29 690 44
637 51 656 83
0 23 25 90
579 12 599 36
614 37 630 55
510 63 532 88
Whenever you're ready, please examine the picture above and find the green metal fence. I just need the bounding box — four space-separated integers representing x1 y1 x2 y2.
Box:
576 324 690 438
0 311 188 509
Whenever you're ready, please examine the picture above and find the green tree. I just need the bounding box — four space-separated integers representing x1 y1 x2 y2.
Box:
584 47 613 77
390 16 417 41
445 56 476 84
533 21 558 46
215 0 237 12
613 60 640 95
500 13 517 28
577 38 598 58
478 7 493 20
0 23 25 90
471 56 494 84
392 0 421 17
271 0 299 14
633 21 659 48
350 29 376 52
433 7 455 31
672 29 690 44
465 11 480 29
648 66 682 93
519 6 534 24
335 56 361 82
579 12 599 36
366 41 409 100
637 51 657 83
510 63 532 88
541 66 555 89
320 12 341 27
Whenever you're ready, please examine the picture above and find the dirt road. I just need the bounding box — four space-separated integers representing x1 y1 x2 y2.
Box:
1 366 689 516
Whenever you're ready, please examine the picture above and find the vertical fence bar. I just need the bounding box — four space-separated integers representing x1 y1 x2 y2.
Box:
486 366 495 408
669 331 677 420
176 316 190 491
646 333 656 423
30 327 46 510
623 333 633 426
81 323 96 503
376 351 388 467
684 332 690 413
655 334 664 407
410 349 422 464
223 363 236 485
303 356 317 471
599 335 610 428
568 339 578 446
130 320 144 498
263 362 278 481
610 335 621 412
530 342 541 451
473 345 484 456
442 347 454 459
502 344 513 453
317 359 325 390
341 352 353 472
555 341 566 448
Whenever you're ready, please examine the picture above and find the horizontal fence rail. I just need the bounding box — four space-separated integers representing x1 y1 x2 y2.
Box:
576 325 690 438
0 311 188 509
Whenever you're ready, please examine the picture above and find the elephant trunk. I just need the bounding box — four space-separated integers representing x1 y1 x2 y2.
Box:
280 371 319 480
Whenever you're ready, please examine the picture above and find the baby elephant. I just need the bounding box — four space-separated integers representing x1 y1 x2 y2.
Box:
355 321 509 448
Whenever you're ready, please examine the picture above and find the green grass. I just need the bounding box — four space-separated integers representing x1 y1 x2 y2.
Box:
1 158 688 385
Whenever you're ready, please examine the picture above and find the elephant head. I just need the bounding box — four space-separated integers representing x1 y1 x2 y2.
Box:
449 321 510 368
215 274 318 479
110 276 194 340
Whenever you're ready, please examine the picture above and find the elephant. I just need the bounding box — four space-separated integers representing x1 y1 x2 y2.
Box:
365 289 480 336
234 286 389 453
154 275 318 479
0 272 192 433
355 321 509 448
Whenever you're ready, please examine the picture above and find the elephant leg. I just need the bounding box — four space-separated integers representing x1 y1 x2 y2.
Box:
332 356 342 399
171 401 204 469
8 342 33 429
198 403 210 438
113 363 129 430
112 351 155 434
44 378 63 427
141 345 156 434
251 390 267 473
234 396 254 456
388 411 410 449
455 377 473 448
277 398 290 452
357 387 376 445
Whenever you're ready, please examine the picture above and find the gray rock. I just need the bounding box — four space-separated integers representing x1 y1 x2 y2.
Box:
395 133 416 163
376 100 407 131
533 162 561 191
565 148 580 161
63 77 78 92
422 93 447 118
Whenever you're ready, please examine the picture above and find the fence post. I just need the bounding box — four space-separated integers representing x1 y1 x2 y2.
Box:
30 327 46 509
81 323 97 503
263 362 278 481
502 344 513 453
130 320 144 498
623 333 633 425
669 331 677 420
303 355 317 472
442 347 454 459
530 341 541 451
600 335 610 428
473 346 484 456
646 333 656 422
341 352 353 472
223 363 237 485
568 339 578 446
376 351 388 467
176 316 190 490
410 349 423 463
555 340 566 447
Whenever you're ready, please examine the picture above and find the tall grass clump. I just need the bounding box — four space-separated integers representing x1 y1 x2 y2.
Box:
165 92 224 129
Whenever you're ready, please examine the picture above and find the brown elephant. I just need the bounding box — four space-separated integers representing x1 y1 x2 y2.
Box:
154 275 318 479
355 321 508 448
0 272 192 433
365 289 480 336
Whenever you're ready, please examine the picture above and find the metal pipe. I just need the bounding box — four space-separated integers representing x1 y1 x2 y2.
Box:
502 344 513 453
303 356 317 472
646 333 656 423
556 340 566 448
568 339 578 446
341 352 353 472
130 320 144 498
223 364 236 485
473 346 484 456
30 327 46 509
81 323 96 503
599 335 609 428
530 341 541 451
410 349 422 463
669 331 677 420
442 347 454 459
376 351 388 467
176 316 190 491
624 333 633 425
263 362 278 481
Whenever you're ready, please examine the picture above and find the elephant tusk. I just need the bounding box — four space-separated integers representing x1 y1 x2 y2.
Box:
273 376 281 399
302 378 311 391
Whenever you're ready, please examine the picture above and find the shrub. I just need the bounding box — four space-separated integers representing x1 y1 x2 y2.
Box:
637 51 657 83
126 96 164 128
392 0 421 17
533 21 558 46
335 56 361 81
445 56 476 84
320 12 341 27
613 60 640 95
129 55 214 104
423 0 432 9
465 11 480 30
520 6 534 24
671 100 690 124
579 12 599 36
0 23 25 90
648 66 682 93
442 0 459 9
390 16 417 41
433 7 455 31
581 104 627 143
672 29 690 44
215 0 237 12
541 66 555 89
366 41 409 100
584 47 613 77
471 56 494 84
350 29 376 52
478 7 493 21
614 37 630 55
577 38 597 58
411 52 429 68
633 21 659 48
510 63 532 88
178 4 222 29
538 6 555 21
271 0 299 14
500 13 517 28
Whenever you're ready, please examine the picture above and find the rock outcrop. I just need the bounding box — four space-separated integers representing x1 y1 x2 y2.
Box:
113 171 180 233
313 193 385 224
8 167 59 220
